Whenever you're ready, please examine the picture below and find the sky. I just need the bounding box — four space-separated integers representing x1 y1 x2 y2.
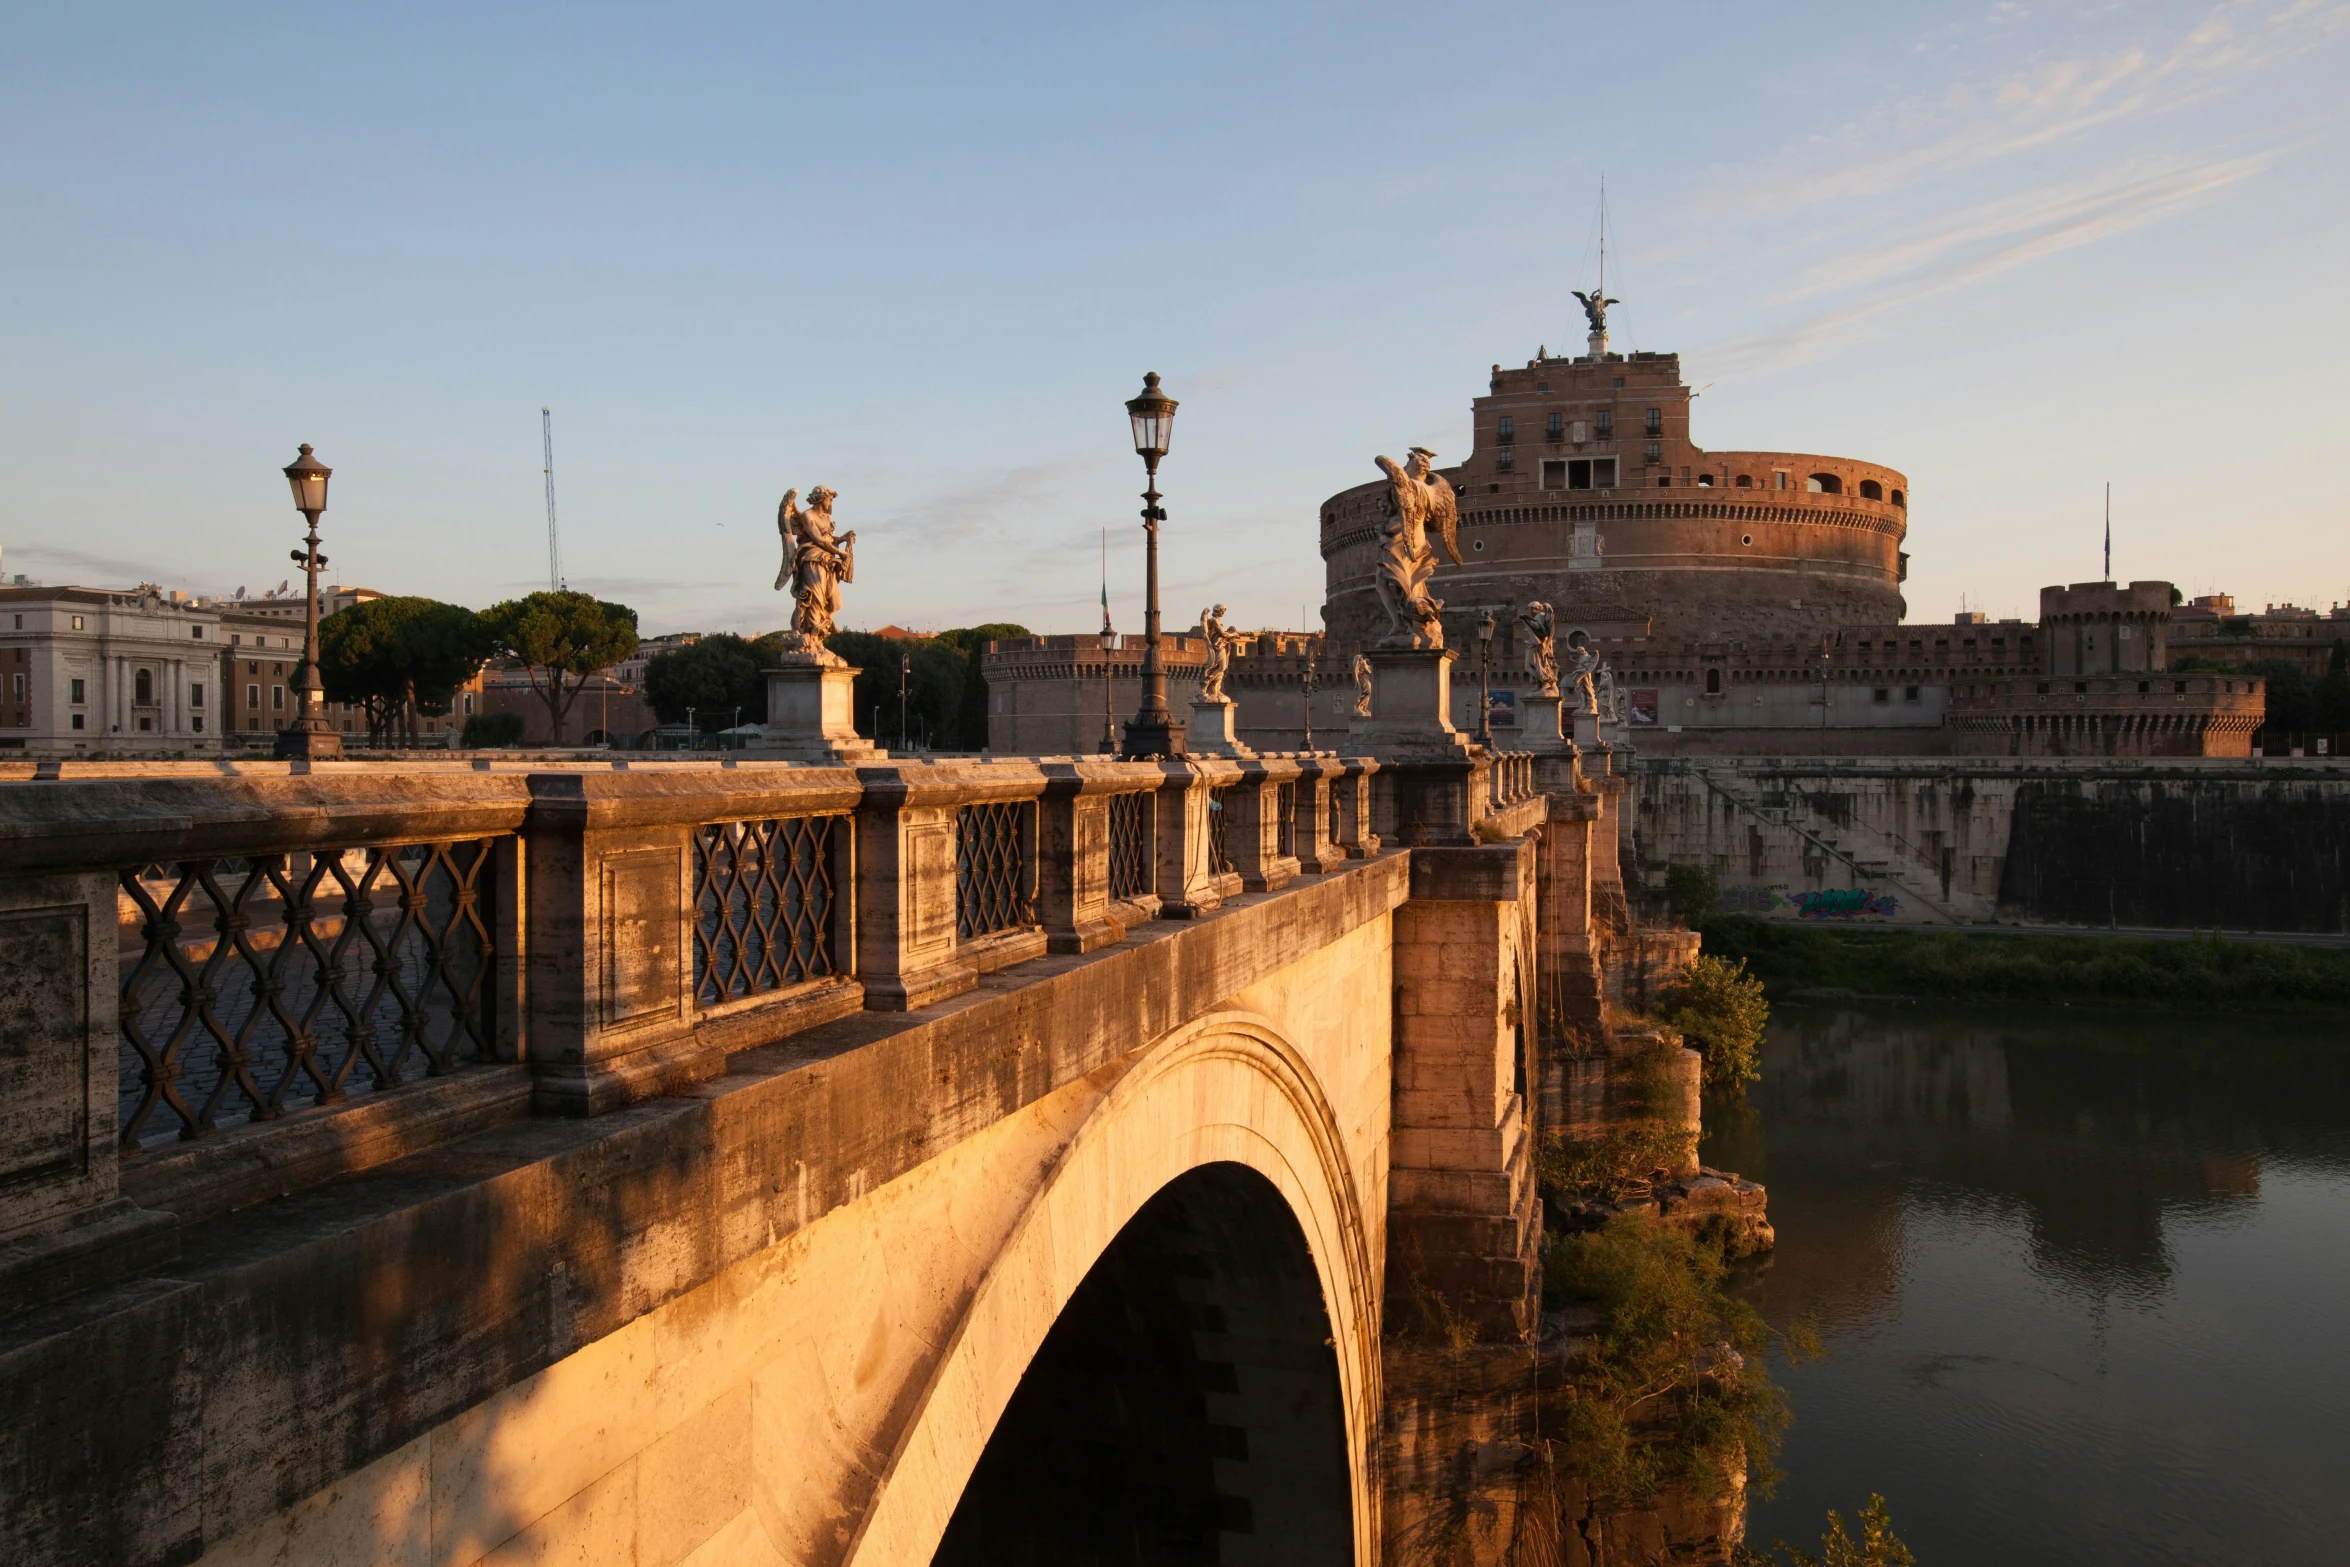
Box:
2 2 2345 639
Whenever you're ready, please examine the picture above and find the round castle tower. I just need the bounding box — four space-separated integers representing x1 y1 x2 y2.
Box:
1319 346 1910 648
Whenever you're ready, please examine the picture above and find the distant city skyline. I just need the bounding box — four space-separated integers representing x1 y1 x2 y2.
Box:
3 3 2344 639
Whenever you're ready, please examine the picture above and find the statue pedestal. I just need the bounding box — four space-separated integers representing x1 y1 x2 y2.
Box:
1519 693 1572 754
1350 647 1474 757
1571 708 1602 749
1189 698 1252 757
759 662 883 764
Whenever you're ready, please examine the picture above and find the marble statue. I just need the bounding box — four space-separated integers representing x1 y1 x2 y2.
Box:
1564 631 1600 717
1598 660 1622 722
1518 600 1559 695
775 487 855 661
1371 447 1461 649
1197 604 1241 702
1352 653 1373 717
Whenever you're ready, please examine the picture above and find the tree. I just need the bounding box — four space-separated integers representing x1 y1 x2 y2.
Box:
1738 1496 1915 1567
826 631 969 750
2246 657 2313 741
643 632 782 731
936 623 1031 751
1655 953 1769 1090
1665 863 1718 928
480 592 639 742
315 597 495 744
2315 640 2350 740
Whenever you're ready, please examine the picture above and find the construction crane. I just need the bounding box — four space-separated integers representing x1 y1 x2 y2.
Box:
541 407 565 592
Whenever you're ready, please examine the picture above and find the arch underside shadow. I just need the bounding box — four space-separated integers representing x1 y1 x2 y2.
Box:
843 1009 1382 1567
932 1162 1351 1565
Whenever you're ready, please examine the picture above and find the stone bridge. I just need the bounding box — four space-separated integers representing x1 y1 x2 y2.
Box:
0 737 1671 1565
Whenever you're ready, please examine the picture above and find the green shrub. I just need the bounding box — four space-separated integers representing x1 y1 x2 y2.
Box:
1738 1495 1915 1567
1666 862 1718 927
460 711 527 749
1543 1215 1790 1502
1656 954 1769 1089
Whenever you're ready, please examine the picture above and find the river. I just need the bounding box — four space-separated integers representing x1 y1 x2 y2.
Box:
1701 1004 2350 1567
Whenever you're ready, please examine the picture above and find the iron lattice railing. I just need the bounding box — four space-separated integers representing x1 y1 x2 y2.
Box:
957 800 1037 939
1207 786 1234 876
117 841 501 1147
1108 790 1152 902
693 815 840 1006
1275 782 1297 860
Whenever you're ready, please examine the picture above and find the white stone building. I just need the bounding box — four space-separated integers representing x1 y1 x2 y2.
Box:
0 585 227 756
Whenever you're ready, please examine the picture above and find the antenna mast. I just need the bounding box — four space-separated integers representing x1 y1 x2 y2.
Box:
541 407 564 592
2104 481 2111 582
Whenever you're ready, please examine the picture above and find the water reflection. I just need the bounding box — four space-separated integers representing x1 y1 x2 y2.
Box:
1708 1005 2350 1567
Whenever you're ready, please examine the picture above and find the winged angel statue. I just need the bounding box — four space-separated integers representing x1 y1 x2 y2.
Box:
774 486 855 661
1371 447 1461 649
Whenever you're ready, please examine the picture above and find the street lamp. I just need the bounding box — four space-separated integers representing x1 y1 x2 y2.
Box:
1476 611 1497 746
274 444 343 761
1121 372 1186 758
1301 640 1318 752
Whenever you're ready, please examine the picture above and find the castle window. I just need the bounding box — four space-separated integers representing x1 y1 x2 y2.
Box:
1656 475 1671 488
1873 688 1889 704
1774 471 1789 490
1497 416 1514 442
1596 410 1613 437
1540 460 1567 490
1696 473 1714 486
1807 473 1841 494
1735 474 1752 488
1645 442 1661 462
1904 686 1921 703
1645 407 1662 435
1546 412 1564 440
1859 479 1882 500
1890 488 1905 507
1594 458 1616 488
1705 668 1722 695
1497 447 1513 472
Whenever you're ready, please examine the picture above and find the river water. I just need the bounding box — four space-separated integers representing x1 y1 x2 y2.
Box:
1701 1004 2350 1566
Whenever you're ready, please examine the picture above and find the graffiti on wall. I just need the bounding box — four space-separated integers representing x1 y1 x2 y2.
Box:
1714 885 1902 919
1789 888 1901 919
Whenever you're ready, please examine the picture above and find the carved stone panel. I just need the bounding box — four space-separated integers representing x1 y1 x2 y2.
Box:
0 907 88 1189
601 850 683 1029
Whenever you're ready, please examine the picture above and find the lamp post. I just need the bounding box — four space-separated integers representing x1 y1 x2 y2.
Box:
1476 610 1497 746
274 444 342 761
1301 641 1318 752
1121 372 1186 758
899 652 911 752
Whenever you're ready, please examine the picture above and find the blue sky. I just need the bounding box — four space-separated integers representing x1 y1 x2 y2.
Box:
3 2 2345 637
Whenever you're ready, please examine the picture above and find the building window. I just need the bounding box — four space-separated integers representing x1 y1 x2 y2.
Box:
1645 408 1662 435
1540 460 1567 490
69 678 84 704
1735 474 1752 488
1774 471 1789 490
272 684 285 711
1704 668 1722 695
1807 473 1843 494
71 615 84 631
134 669 153 705
1596 410 1613 438
1497 415 1514 442
248 683 260 710
1697 473 1714 487
1645 442 1661 463
1859 479 1883 500
71 714 84 730
1890 489 1905 507
1904 686 1921 702
138 716 153 731
190 683 204 708
464 693 475 715
9 615 17 629
9 674 21 702
1497 446 1514 472
1872 688 1890 704
192 716 204 732
1546 412 1564 440
190 625 205 639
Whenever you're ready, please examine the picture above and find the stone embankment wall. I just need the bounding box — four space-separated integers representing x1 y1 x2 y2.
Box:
1631 756 2350 933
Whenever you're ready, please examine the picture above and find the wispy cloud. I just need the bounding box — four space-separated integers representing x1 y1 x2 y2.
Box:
1694 151 2271 377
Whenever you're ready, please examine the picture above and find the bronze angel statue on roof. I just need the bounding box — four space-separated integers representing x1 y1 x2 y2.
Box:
775 486 855 661
1573 289 1619 334
1372 447 1461 649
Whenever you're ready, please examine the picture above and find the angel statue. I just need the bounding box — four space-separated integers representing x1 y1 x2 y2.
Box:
1597 660 1622 723
1352 653 1373 718
1563 630 1601 717
774 486 856 661
1518 600 1559 696
1572 288 1619 334
1371 447 1461 649
1197 604 1242 702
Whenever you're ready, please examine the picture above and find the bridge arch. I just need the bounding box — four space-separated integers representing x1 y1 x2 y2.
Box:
844 1009 1382 1566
